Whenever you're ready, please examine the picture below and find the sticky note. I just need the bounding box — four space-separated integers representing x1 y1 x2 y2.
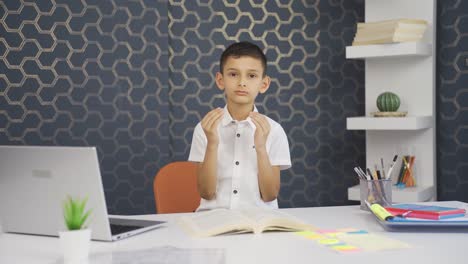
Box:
332 244 360 252
295 231 316 236
318 238 342 245
295 231 326 240
346 230 368 234
336 233 411 251
304 233 326 240
317 230 342 237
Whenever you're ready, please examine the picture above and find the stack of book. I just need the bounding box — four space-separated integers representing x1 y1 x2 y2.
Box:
352 19 428 46
384 204 466 220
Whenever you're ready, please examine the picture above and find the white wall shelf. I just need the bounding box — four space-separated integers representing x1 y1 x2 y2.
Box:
346 42 432 59
346 116 433 130
348 184 435 203
346 0 436 203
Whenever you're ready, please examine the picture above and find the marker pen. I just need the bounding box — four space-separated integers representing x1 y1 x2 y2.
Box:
366 201 394 221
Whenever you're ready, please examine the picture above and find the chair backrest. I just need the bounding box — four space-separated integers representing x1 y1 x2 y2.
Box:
153 161 200 213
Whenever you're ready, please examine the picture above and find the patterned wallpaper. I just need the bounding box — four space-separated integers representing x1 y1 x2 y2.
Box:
0 0 171 214
168 0 365 209
2 0 466 214
437 1 468 202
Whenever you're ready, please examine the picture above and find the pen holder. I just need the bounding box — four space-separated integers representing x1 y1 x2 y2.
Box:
359 179 392 211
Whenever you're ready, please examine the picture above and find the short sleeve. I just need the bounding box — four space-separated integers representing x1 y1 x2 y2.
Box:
188 123 207 162
268 124 291 170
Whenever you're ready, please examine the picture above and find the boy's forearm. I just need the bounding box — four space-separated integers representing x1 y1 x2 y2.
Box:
197 143 218 200
256 146 280 202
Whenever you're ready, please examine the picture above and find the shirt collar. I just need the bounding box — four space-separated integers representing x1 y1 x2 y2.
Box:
221 105 258 127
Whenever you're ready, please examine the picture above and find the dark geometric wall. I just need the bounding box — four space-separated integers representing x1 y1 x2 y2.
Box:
0 0 170 214
0 0 366 214
167 0 365 209
437 1 468 202
5 0 468 214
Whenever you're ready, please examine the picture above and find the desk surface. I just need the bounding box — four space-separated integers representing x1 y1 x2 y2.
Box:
1 202 468 264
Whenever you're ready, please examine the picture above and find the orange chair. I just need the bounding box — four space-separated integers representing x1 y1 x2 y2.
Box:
153 161 201 213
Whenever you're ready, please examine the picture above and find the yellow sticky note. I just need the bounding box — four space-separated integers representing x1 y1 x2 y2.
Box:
332 245 360 252
296 231 325 240
318 238 342 245
295 231 316 237
323 232 341 237
304 233 325 240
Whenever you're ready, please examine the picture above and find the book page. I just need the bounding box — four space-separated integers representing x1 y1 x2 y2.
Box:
239 209 314 234
178 209 255 237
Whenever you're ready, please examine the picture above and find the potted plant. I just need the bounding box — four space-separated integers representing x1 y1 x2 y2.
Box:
59 196 92 264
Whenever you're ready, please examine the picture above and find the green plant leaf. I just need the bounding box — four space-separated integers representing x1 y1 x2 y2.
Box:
80 210 92 228
63 197 74 230
62 195 92 230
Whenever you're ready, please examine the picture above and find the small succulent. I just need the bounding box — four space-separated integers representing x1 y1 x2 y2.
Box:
63 196 92 231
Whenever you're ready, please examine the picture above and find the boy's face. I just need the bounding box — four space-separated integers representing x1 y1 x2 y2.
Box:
216 56 270 107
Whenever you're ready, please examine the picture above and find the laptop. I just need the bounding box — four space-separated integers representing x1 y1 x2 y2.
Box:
0 145 165 241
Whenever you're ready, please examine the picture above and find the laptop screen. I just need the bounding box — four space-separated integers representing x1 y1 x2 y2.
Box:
0 146 113 240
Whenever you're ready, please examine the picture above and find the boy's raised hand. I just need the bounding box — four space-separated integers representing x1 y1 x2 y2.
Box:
201 108 224 145
249 112 270 149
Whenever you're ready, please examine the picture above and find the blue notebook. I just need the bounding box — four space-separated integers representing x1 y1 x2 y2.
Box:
369 202 468 231
385 203 466 220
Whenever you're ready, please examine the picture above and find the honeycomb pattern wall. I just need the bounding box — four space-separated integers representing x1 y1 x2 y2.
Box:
0 0 367 214
168 0 366 209
0 0 170 214
437 1 468 202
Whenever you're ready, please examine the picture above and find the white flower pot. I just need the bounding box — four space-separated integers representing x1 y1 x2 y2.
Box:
59 229 91 264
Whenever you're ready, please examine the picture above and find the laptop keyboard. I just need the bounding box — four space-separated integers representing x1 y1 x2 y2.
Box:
109 224 141 235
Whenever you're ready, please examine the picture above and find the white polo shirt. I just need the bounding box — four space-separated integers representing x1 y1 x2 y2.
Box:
188 106 291 211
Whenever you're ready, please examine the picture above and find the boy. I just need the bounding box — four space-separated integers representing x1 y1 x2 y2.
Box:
188 41 291 211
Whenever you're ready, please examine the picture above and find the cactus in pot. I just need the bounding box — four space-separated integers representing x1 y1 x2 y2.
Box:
376 92 400 112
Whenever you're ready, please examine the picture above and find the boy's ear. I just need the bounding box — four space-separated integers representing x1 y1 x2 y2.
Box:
259 75 271 94
215 72 224 91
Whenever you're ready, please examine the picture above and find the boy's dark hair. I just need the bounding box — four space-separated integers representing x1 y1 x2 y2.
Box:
219 41 267 77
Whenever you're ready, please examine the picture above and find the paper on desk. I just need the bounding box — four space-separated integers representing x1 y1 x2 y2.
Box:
86 246 225 264
336 233 411 251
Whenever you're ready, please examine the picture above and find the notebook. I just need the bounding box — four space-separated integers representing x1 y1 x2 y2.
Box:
369 201 468 231
385 203 466 220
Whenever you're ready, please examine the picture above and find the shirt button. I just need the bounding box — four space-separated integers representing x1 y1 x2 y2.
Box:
233 190 238 194
235 161 239 165
236 133 240 137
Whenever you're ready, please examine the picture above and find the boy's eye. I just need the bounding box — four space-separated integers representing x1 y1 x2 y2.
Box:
249 74 257 78
228 72 237 77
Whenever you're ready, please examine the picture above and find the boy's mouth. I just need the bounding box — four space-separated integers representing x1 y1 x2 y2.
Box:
235 90 248 96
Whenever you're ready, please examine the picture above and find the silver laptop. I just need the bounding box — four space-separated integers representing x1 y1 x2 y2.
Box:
0 145 165 241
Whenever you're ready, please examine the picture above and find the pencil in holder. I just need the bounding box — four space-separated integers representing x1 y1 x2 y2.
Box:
359 179 392 211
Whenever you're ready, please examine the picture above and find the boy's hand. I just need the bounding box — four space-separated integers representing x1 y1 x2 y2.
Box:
201 108 224 145
249 112 270 150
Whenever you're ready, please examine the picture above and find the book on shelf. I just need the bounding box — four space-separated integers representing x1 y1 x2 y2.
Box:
352 18 428 46
178 208 314 237
384 204 467 220
353 34 424 46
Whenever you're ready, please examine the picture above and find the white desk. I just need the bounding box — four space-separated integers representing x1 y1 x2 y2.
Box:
1 202 468 264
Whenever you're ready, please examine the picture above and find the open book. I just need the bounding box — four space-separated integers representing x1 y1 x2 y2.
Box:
178 208 314 237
